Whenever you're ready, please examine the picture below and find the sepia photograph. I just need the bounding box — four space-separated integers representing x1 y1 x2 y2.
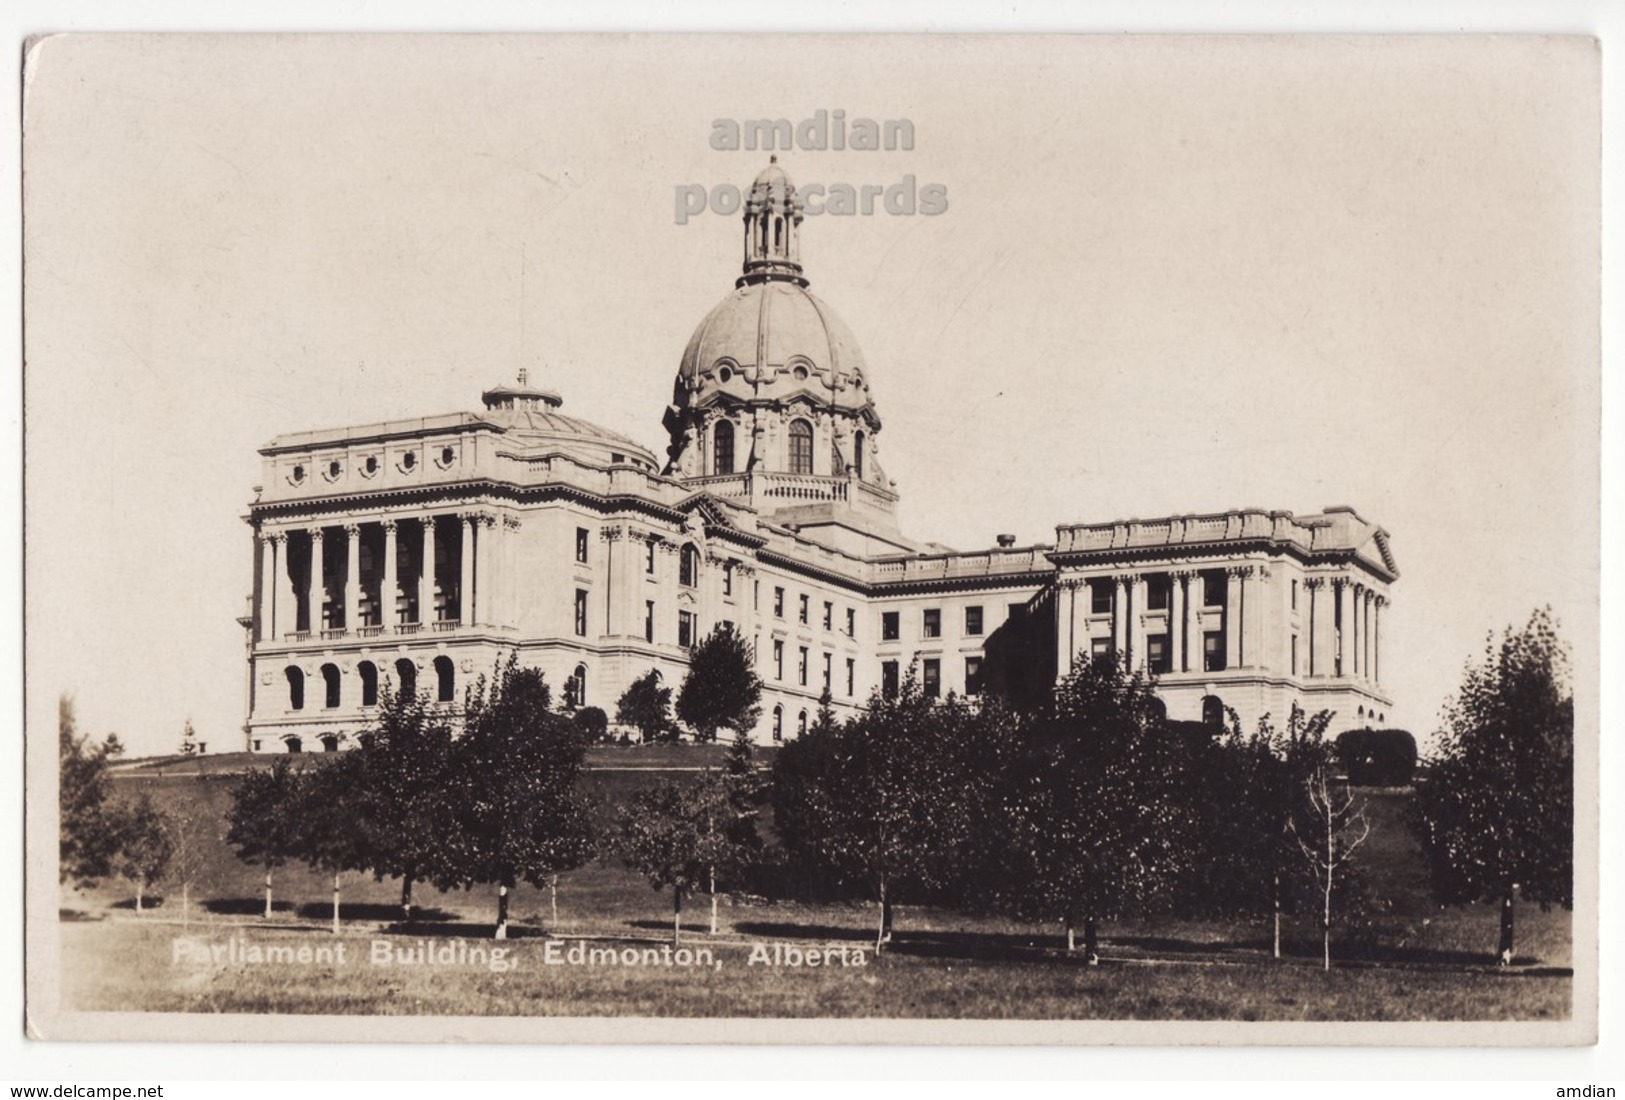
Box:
20 33 1601 1047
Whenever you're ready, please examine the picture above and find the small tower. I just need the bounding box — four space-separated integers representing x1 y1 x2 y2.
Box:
739 156 807 288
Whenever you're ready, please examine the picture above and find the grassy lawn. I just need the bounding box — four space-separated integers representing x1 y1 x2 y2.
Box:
53 767 1572 1020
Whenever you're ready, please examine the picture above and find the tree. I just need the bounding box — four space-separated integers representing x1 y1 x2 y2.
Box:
110 794 174 913
226 757 305 919
296 751 370 934
676 624 763 742
165 778 224 925
617 669 675 743
996 651 1194 961
178 719 199 757
617 771 747 943
1411 608 1574 966
1290 752 1371 970
352 680 456 922
434 656 596 939
59 695 125 887
771 673 1017 952
573 706 610 744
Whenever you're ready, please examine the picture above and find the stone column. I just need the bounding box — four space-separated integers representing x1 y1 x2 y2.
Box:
1336 578 1353 678
381 520 398 629
419 517 437 625
343 524 361 632
1127 575 1146 670
1373 596 1384 687
1224 567 1243 670
1350 583 1363 678
277 532 298 640
1184 572 1201 672
475 514 498 629
1169 572 1185 674
306 528 325 633
460 514 478 626
1364 591 1374 683
259 532 279 642
1112 575 1128 657
1305 578 1322 676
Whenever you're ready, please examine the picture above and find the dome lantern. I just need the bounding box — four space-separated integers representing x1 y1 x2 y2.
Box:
739 156 807 288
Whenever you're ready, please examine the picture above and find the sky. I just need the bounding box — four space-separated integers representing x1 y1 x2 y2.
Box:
22 34 1599 759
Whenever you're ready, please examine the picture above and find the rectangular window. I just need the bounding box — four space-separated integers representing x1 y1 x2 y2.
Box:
774 586 785 617
1147 633 1170 674
1291 634 1299 676
1091 637 1111 659
845 657 856 697
846 607 856 637
645 539 656 575
644 600 655 643
881 611 900 641
773 640 784 681
922 658 941 698
1203 570 1226 608
799 593 810 625
881 660 900 699
678 610 695 648
965 656 984 697
1204 630 1226 672
573 589 588 637
798 646 809 686
823 600 833 630
822 651 833 691
922 608 941 639
965 605 984 636
1090 580 1113 615
1291 578 1299 611
723 562 734 597
1146 575 1170 611
575 527 589 564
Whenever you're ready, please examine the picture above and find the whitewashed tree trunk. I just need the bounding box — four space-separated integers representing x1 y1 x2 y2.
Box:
495 883 509 940
264 870 273 919
332 872 341 935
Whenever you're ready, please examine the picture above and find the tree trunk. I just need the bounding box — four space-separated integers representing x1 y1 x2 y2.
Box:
1065 917 1076 955
400 875 415 925
494 882 510 940
709 866 719 936
673 887 683 947
182 881 190 926
876 881 893 954
134 881 144 914
1083 916 1099 965
1272 873 1282 960
264 869 273 920
550 874 559 929
332 872 341 935
1498 888 1515 967
1322 869 1333 972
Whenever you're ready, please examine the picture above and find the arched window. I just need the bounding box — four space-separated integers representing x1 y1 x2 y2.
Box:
772 705 783 743
788 419 813 475
286 667 305 711
1358 705 1366 720
1147 697 1168 723
680 544 700 588
285 736 302 754
798 710 808 738
395 658 417 700
320 734 340 753
434 655 455 703
566 664 588 709
321 663 341 709
1201 695 1225 728
713 420 735 475
853 430 865 479
359 661 378 707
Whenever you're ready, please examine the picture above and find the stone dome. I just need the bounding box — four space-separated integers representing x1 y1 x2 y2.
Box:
481 377 657 470
676 280 875 418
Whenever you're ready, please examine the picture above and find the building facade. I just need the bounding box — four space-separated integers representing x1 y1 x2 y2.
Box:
241 161 1396 752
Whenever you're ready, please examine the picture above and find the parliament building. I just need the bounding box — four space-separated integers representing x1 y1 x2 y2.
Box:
240 161 1398 752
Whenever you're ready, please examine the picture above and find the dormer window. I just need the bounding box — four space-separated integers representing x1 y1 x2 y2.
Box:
788 418 813 475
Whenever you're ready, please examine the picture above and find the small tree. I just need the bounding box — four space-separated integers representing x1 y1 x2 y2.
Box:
297 751 370 934
226 757 305 919
617 669 674 743
353 680 456 922
435 656 596 939
1411 608 1573 965
573 706 610 744
618 771 746 943
178 719 199 757
676 624 763 742
59 695 125 888
1290 754 1371 971
110 794 174 913
165 782 223 925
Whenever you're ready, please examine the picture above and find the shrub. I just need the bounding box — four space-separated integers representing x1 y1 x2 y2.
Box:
573 706 609 742
1335 728 1417 787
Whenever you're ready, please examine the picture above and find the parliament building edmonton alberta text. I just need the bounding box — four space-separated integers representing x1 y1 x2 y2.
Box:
241 160 1398 752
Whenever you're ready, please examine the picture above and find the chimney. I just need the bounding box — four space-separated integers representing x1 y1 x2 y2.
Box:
996 533 1017 548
